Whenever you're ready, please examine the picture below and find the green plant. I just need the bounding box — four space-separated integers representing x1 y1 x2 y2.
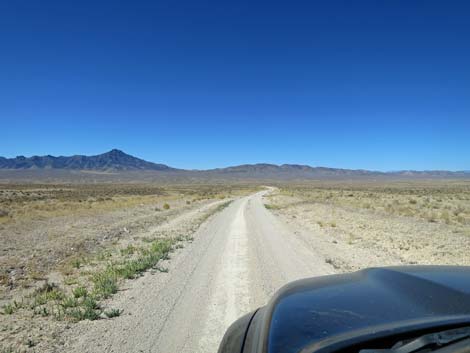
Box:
71 259 81 269
65 295 101 321
34 306 49 317
61 296 78 309
96 250 112 261
104 308 122 318
73 286 88 298
116 239 173 279
92 272 118 299
33 285 65 307
2 303 14 315
82 296 99 310
82 307 100 320
64 277 79 285
120 245 137 256
163 203 170 210
67 306 100 321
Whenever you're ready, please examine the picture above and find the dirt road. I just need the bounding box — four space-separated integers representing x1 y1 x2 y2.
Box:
62 190 334 353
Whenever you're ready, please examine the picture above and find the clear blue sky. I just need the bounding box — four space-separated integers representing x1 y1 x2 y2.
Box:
1 1 469 170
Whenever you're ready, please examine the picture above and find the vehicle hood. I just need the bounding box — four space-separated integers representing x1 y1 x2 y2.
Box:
248 266 470 353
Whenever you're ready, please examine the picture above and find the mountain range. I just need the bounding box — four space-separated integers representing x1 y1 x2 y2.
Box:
0 149 469 180
0 149 172 171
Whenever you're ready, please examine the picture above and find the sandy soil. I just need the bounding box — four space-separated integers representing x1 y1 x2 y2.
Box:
3 184 469 353
267 190 470 272
52 190 333 353
0 192 235 352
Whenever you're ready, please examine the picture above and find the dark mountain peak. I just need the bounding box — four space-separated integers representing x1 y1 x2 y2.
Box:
0 151 467 179
105 149 127 156
0 150 173 171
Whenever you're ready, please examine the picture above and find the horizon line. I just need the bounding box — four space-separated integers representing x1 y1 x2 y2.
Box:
1 149 469 173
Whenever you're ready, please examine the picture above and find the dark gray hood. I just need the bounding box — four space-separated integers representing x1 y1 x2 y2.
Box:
220 266 470 353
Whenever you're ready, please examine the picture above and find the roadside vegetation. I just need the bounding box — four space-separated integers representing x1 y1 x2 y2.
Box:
0 237 175 325
0 183 248 224
267 180 470 227
0 182 248 351
263 180 470 273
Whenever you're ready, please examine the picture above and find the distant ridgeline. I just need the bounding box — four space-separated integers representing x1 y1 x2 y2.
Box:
0 149 173 171
0 149 469 179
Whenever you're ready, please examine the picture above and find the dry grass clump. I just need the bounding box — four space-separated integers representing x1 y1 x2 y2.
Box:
0 190 235 339
0 184 170 224
274 180 470 226
0 183 257 225
0 199 233 326
0 183 243 351
0 224 204 347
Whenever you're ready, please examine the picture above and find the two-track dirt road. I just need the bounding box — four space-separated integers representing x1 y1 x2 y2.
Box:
63 190 334 353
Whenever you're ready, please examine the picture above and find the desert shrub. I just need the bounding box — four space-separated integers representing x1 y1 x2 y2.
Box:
440 210 451 224
71 259 81 269
32 282 65 306
163 203 170 210
92 238 173 299
82 296 99 310
60 296 79 309
92 272 118 299
116 239 173 279
120 244 137 256
457 215 466 224
73 286 88 298
67 304 100 321
2 303 14 315
104 308 122 318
